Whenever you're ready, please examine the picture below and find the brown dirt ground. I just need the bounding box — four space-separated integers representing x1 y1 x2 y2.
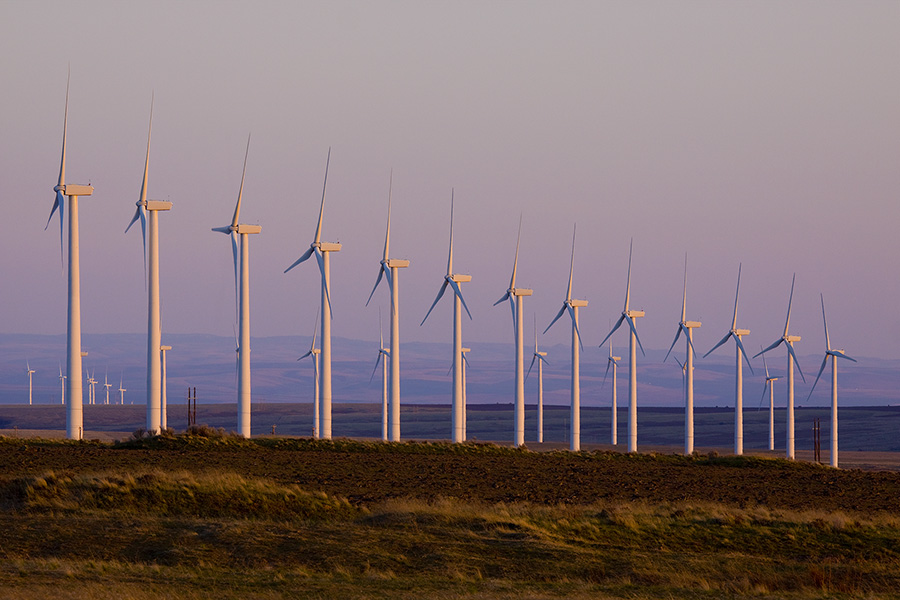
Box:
2 434 900 515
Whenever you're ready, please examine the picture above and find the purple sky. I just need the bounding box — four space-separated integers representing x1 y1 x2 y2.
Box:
2 1 899 363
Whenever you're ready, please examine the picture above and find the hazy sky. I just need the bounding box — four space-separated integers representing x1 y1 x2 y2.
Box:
2 1 899 363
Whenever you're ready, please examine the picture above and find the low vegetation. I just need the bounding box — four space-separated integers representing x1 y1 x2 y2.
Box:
2 434 900 598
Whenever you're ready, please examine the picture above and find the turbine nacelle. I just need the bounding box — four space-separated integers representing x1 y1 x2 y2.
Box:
385 258 409 269
450 273 471 284
59 184 93 196
146 200 173 211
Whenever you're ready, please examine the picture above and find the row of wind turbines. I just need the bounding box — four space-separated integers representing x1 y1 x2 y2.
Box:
44 78 855 468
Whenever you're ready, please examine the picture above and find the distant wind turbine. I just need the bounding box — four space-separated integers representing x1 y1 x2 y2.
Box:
212 136 260 438
704 264 754 456
297 309 321 439
118 375 126 405
807 294 856 468
601 336 621 445
285 149 340 440
87 370 97 405
126 96 173 435
45 71 94 440
663 255 701 456
754 274 805 460
365 171 409 442
103 371 112 406
494 216 532 447
58 364 66 406
544 225 587 451
758 350 778 451
526 317 548 443
370 312 390 442
421 191 473 443
26 362 36 406
599 240 645 453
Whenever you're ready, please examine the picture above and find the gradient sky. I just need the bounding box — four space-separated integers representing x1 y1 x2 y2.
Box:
2 1 899 364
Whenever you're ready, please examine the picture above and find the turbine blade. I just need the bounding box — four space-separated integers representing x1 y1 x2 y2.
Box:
598 315 625 349
139 94 152 207
734 335 755 374
664 327 682 362
566 224 576 301
508 295 516 333
232 134 251 229
543 304 567 335
526 354 537 381
806 355 829 401
231 231 240 322
681 252 688 322
315 250 333 318
753 338 783 359
762 351 770 378
786 342 805 383
684 325 698 358
125 206 141 233
140 206 147 279
298 350 312 360
758 380 769 411
784 273 796 337
732 263 742 330
284 247 315 273
510 214 522 289
704 332 732 358
383 169 392 261
421 280 449 326
820 293 831 350
493 291 510 307
626 315 645 357
370 352 383 382
835 352 857 363
566 304 583 350
624 238 633 311
601 358 612 389
314 147 331 244
448 278 472 320
447 189 454 276
366 268 385 307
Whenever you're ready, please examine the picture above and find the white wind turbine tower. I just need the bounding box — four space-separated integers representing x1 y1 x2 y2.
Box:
663 255 701 456
753 274 805 460
525 317 548 443
285 149 340 440
26 362 36 406
704 264 754 456
212 137 260 438
370 312 390 442
599 240 645 453
160 345 172 430
601 338 621 445
103 372 112 406
494 217 532 447
126 97 172 435
544 226 587 452
298 310 321 438
87 370 97 405
365 172 409 442
806 294 856 468
758 351 778 451
58 364 66 405
118 375 126 405
45 73 94 440
421 192 473 444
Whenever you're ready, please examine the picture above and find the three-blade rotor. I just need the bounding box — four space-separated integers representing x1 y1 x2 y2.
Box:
752 273 803 381
493 215 523 332
599 239 643 355
212 135 251 322
366 170 394 309
46 71 70 267
806 294 856 400
704 264 754 373
421 191 472 326
125 95 154 278
544 225 583 349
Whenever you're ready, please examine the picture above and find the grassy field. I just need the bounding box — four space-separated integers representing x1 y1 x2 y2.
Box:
2 433 900 599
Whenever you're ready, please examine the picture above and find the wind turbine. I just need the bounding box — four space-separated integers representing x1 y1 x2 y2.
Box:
160 345 172 430
544 225 587 451
807 294 856 468
526 317 548 443
103 372 112 406
601 337 621 445
494 217 532 447
753 274 805 460
118 375 126 405
45 72 94 440
370 312 390 442
26 362 36 406
461 347 471 439
285 149 340 440
87 370 97 405
126 97 172 436
58 364 66 406
212 136 260 438
758 350 778 451
663 255 702 455
421 191 473 444
704 264 754 456
297 310 321 439
599 240 645 453
365 172 409 442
